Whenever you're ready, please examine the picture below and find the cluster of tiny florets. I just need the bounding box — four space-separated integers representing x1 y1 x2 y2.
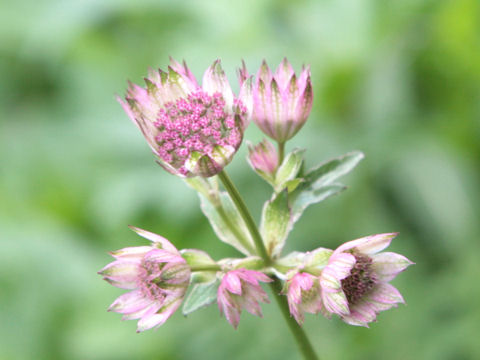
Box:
137 257 168 301
153 90 246 175
341 253 377 305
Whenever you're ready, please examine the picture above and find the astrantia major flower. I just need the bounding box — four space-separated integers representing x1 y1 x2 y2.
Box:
119 59 251 177
319 233 413 326
242 58 313 143
285 272 323 325
98 227 190 332
217 269 272 329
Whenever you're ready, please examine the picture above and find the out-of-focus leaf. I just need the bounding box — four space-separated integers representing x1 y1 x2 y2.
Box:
182 279 220 316
260 190 292 258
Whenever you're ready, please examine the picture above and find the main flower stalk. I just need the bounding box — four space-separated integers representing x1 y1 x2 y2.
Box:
217 169 319 360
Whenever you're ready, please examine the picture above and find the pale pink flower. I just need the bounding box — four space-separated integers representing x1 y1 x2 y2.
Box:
319 233 413 327
285 272 322 324
217 269 272 329
98 226 190 332
247 138 279 180
119 58 251 177
243 58 313 143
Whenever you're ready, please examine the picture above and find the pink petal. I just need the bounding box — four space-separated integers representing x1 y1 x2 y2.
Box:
143 249 184 264
109 246 152 260
169 57 198 89
122 302 162 321
136 298 181 332
369 283 405 304
202 59 234 109
322 290 349 316
274 58 295 90
335 233 398 255
371 252 414 282
128 226 179 254
108 290 151 314
223 302 241 329
223 273 242 295
328 253 356 280
98 259 140 285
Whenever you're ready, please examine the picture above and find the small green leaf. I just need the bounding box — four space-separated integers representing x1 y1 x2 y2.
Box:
260 190 292 258
290 151 364 223
291 183 346 223
284 178 303 193
302 151 364 188
190 271 216 284
274 251 306 273
181 249 216 267
198 192 255 255
182 280 220 316
184 177 219 204
304 248 333 274
274 149 305 192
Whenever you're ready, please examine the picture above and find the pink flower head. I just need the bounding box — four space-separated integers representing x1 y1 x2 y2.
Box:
217 269 272 329
285 272 322 325
319 233 413 327
98 226 190 332
247 138 279 180
244 58 313 143
119 58 250 178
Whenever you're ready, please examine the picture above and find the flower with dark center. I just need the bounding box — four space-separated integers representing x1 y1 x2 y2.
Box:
319 233 413 327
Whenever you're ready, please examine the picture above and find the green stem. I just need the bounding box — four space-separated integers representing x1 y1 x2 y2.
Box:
217 170 270 265
277 141 285 166
190 264 222 272
217 169 319 360
270 280 319 360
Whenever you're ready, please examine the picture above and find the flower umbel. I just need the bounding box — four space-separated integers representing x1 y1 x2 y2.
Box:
119 59 250 177
245 58 313 142
217 269 272 329
285 272 323 325
98 227 190 332
319 233 413 326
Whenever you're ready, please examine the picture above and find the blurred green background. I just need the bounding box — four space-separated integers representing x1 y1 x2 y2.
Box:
1 0 479 359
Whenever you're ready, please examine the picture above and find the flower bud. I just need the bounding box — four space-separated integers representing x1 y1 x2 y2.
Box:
243 58 313 142
247 139 279 180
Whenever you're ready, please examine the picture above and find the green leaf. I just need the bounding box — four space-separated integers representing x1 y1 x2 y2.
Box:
198 192 255 255
291 183 346 223
190 271 217 284
181 249 216 267
260 190 292 258
301 151 364 188
274 149 305 192
184 177 219 204
182 280 220 316
290 151 364 223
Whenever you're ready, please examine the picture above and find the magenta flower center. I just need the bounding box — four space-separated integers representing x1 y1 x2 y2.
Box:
153 90 246 175
341 253 377 305
137 259 170 301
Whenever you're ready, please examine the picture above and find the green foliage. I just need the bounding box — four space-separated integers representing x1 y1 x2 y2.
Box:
1 0 480 359
182 280 220 316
